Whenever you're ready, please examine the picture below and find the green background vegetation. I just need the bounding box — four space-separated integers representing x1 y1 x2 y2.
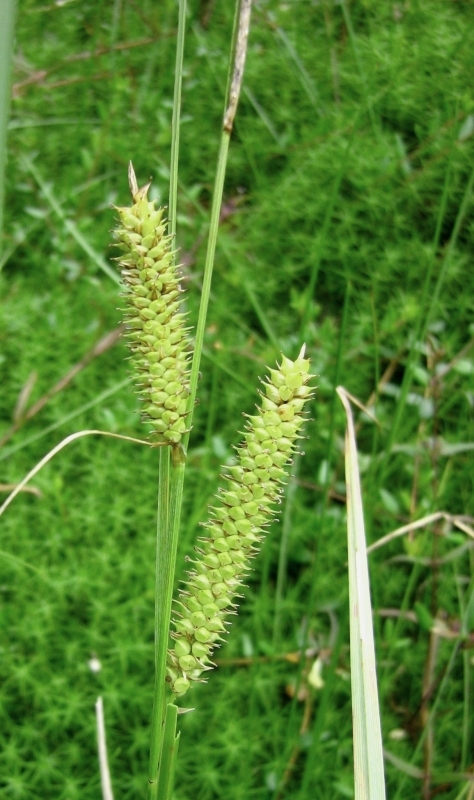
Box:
1 1 474 798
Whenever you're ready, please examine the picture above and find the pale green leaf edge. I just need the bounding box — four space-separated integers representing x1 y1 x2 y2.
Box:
337 386 386 800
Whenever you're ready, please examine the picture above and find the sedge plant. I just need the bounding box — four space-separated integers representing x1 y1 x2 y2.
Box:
0 0 393 796
110 0 388 789
111 75 316 799
109 1 306 796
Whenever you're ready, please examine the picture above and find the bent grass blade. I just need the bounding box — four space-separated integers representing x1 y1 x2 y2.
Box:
337 386 386 800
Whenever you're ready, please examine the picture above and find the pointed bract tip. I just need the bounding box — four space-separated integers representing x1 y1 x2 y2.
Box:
128 161 138 199
128 161 152 202
298 343 307 359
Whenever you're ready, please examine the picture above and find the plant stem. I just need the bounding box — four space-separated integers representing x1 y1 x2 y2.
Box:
148 448 186 799
148 445 171 799
169 0 186 242
184 129 230 441
156 704 180 800
185 0 252 442
147 3 187 796
147 4 252 795
0 0 17 252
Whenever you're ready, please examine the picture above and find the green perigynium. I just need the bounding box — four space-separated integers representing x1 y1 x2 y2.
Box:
166 348 315 696
113 164 191 444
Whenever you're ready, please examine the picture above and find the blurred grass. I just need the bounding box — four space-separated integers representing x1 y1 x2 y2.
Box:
1 0 474 798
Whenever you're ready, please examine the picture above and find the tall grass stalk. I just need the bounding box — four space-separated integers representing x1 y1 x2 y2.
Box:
168 0 187 242
337 387 386 800
0 0 17 250
147 2 252 796
185 0 252 434
147 1 187 794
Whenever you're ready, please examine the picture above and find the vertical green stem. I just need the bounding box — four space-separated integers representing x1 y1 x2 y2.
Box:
185 0 252 442
0 0 17 252
156 704 180 800
169 0 187 242
148 445 171 798
147 3 187 797
147 5 252 796
184 129 230 440
148 449 185 800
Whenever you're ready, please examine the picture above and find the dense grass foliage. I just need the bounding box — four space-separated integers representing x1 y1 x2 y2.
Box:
1 1 474 798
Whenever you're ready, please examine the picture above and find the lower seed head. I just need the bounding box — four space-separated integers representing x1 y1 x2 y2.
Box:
167 350 315 696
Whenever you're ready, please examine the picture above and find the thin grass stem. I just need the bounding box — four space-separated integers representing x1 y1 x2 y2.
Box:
0 378 132 462
148 445 171 799
185 0 252 443
147 5 252 794
184 129 230 443
147 4 187 795
169 0 186 242
156 704 180 800
0 429 152 520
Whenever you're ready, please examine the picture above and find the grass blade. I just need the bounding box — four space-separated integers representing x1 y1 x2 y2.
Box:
336 386 386 800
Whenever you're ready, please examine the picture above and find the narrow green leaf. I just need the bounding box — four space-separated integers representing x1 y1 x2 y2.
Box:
337 386 386 800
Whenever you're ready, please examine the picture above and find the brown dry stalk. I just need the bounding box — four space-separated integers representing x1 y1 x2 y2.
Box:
12 38 159 97
0 326 123 448
275 650 321 800
421 624 441 800
0 483 42 497
223 0 252 133
215 647 318 667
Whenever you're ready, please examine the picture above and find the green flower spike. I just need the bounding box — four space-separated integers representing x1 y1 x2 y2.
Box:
113 162 192 444
166 347 315 696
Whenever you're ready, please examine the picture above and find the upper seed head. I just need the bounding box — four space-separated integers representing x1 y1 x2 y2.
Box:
112 162 192 444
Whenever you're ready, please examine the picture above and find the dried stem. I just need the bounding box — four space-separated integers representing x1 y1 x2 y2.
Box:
95 697 115 800
421 625 441 800
0 327 123 449
0 430 153 521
